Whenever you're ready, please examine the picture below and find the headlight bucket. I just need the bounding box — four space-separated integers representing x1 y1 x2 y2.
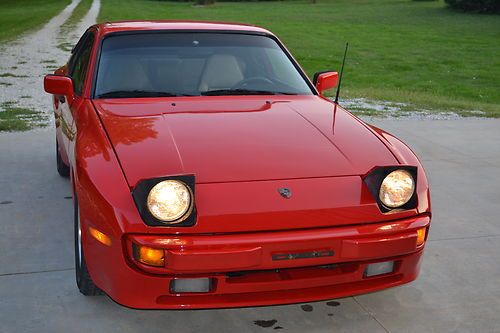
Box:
132 174 197 227
363 166 417 212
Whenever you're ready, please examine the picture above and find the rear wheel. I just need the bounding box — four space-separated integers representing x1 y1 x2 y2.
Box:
56 140 70 178
74 197 103 296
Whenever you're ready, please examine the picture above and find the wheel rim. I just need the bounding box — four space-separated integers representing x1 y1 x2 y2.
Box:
77 209 82 266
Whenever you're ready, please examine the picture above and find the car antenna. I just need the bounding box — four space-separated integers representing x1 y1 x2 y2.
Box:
335 42 349 105
332 42 349 134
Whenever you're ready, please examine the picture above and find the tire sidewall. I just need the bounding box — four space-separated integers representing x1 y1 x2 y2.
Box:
56 139 70 177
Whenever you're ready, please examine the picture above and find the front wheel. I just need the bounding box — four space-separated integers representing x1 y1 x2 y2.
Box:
74 197 103 296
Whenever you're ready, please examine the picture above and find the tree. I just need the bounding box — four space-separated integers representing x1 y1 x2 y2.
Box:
444 0 500 14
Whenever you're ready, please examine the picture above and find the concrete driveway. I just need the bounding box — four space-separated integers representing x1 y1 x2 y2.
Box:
0 118 499 333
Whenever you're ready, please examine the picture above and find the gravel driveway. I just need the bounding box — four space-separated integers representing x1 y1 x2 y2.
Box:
0 0 100 121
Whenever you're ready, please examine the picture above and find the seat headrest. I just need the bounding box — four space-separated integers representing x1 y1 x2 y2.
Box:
98 56 151 93
199 54 244 92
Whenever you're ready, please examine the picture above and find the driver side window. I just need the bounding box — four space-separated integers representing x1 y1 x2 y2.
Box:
69 31 95 96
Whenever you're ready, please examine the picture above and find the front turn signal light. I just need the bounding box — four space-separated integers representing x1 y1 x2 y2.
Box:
89 227 112 246
133 244 165 267
416 228 426 246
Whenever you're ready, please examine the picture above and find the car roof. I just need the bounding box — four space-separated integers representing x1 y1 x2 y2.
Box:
94 20 273 36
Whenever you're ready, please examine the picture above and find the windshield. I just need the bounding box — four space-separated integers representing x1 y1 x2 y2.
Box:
94 32 314 98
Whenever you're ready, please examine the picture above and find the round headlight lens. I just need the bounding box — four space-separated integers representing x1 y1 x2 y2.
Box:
379 170 415 208
147 180 192 223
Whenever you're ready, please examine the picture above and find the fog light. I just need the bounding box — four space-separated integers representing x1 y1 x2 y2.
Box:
133 244 164 267
416 227 426 246
171 278 212 293
365 261 394 277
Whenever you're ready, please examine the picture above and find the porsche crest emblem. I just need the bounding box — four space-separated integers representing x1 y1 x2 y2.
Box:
278 188 292 199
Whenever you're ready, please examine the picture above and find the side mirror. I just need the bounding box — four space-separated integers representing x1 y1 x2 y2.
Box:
44 75 75 103
313 71 339 96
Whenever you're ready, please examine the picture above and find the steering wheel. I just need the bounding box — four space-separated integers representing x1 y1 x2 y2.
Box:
232 77 274 89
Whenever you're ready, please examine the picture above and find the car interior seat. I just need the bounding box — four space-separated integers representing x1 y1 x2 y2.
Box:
198 54 244 92
97 56 152 94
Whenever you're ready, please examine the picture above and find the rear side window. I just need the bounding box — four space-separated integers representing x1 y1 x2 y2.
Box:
70 32 95 96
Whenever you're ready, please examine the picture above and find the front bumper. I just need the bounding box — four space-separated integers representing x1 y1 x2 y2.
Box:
87 214 430 309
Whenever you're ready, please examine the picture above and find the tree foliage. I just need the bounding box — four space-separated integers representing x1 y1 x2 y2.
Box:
444 0 500 14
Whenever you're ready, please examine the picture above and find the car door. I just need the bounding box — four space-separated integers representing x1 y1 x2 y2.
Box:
62 31 95 164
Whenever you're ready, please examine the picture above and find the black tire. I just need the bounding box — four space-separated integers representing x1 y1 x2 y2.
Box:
56 139 70 178
74 197 103 296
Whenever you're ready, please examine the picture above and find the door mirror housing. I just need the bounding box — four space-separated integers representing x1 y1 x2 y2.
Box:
313 71 339 96
44 75 75 103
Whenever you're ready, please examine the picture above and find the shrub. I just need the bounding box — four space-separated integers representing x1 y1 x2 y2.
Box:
444 0 500 14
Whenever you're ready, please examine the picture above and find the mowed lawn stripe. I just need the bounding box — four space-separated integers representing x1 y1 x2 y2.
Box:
61 0 94 33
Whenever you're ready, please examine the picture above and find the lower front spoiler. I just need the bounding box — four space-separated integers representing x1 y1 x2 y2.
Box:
157 250 423 309
103 249 423 309
86 215 429 309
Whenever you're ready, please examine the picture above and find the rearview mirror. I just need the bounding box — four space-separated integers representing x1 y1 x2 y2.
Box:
44 75 75 103
313 71 339 96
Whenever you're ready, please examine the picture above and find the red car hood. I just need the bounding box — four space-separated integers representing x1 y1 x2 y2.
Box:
93 96 397 187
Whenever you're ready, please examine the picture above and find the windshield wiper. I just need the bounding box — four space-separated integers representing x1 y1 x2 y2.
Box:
201 89 297 96
97 90 186 98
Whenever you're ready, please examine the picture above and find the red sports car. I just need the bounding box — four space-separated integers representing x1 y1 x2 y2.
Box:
44 21 431 309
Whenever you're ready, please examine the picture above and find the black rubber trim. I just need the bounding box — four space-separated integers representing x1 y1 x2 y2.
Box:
132 174 197 227
363 166 418 213
312 70 336 85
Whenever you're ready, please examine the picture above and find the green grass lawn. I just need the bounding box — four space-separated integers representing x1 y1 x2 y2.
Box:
98 0 500 117
0 0 70 42
0 102 47 132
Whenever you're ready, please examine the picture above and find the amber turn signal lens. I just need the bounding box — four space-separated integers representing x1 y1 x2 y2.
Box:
89 227 112 246
133 244 165 267
416 228 426 246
